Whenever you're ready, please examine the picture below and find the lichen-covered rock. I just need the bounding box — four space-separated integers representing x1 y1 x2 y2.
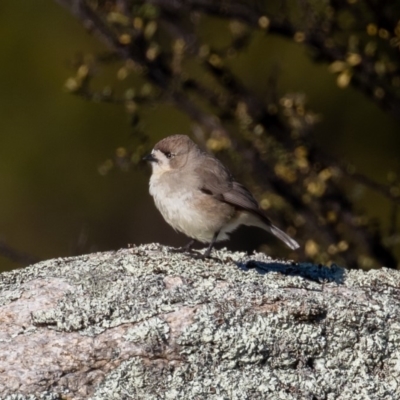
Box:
0 243 399 399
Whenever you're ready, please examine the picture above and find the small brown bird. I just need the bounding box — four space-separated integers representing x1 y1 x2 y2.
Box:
143 135 299 258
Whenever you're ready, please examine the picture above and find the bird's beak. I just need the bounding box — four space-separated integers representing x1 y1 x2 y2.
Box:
142 153 157 163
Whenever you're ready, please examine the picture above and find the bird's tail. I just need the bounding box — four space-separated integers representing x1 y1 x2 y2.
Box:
241 211 300 250
269 224 300 250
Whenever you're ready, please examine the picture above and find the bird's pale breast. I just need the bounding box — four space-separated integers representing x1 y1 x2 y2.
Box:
149 173 233 242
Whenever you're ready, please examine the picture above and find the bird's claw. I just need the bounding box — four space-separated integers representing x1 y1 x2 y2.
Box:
169 247 221 263
189 251 222 263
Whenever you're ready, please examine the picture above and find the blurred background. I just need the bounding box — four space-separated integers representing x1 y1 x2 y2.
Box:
0 0 399 271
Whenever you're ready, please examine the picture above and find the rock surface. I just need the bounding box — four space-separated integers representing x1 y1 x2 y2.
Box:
0 243 400 399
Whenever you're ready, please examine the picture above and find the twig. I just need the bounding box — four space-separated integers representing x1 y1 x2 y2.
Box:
0 241 40 266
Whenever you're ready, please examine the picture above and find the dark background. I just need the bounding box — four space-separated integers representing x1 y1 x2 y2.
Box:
1 1 399 271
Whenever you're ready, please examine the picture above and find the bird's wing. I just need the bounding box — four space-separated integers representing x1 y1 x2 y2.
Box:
222 181 260 212
195 154 261 213
195 153 300 250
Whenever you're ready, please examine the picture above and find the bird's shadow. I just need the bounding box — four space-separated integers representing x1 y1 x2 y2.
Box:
236 260 345 285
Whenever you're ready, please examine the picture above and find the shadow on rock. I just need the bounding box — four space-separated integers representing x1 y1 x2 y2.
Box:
236 260 345 284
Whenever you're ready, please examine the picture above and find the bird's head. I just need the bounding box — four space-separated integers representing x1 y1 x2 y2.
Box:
143 134 196 175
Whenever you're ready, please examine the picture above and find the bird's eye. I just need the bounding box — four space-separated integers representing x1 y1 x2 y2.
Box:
165 152 172 158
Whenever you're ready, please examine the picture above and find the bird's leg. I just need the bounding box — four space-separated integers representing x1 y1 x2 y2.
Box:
203 231 220 258
190 231 221 260
181 239 195 251
171 239 196 253
173 232 220 260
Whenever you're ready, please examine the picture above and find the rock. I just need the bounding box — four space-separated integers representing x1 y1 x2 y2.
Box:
0 243 399 399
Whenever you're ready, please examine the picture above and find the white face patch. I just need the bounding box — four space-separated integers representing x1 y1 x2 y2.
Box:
150 149 172 175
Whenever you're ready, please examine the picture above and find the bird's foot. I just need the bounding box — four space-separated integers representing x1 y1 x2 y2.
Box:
169 237 222 263
188 250 222 263
170 247 191 253
171 247 200 255
170 240 196 254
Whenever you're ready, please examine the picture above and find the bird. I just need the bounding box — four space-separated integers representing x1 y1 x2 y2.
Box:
143 134 299 258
